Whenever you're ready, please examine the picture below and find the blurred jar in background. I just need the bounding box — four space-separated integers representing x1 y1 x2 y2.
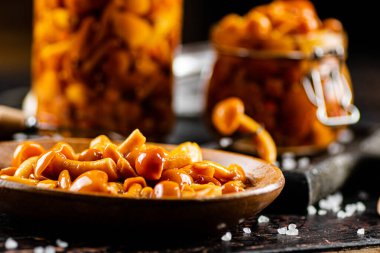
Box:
207 0 359 150
32 0 182 139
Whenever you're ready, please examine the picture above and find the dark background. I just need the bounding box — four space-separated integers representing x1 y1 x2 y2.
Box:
0 0 379 125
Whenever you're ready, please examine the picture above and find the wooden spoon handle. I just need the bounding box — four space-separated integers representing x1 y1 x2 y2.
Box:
0 105 26 133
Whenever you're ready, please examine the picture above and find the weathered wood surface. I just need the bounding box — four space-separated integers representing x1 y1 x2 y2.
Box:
0 196 379 252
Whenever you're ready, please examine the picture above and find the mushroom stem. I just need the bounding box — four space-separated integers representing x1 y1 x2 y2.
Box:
239 114 262 133
212 97 277 164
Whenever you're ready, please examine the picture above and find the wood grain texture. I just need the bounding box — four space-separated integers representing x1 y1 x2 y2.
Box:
0 198 379 252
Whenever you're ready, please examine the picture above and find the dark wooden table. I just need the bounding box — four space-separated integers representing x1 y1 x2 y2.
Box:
0 193 379 252
1 53 380 252
0 115 379 252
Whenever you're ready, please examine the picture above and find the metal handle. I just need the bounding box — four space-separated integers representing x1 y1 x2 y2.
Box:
302 48 360 126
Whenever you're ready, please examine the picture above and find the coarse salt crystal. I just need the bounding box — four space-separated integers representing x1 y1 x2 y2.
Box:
318 210 327 216
44 245 56 253
327 142 344 155
258 215 270 223
56 239 68 248
307 205 317 215
282 152 295 158
221 232 232 241
319 199 328 209
332 206 341 213
286 228 299 236
337 210 347 219
14 133 28 141
34 246 44 253
277 227 287 235
5 237 18 250
345 204 357 216
219 138 233 148
338 129 354 144
243 227 251 234
217 222 227 230
288 224 297 230
282 158 297 171
298 157 310 169
357 228 365 235
319 193 343 211
356 202 366 212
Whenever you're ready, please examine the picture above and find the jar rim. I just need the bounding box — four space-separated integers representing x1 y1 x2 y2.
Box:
213 43 346 60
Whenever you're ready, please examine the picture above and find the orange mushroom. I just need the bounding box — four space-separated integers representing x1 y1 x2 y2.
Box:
69 170 109 193
78 148 103 161
153 181 181 199
0 167 17 176
135 147 166 180
14 156 39 178
51 153 119 181
212 97 277 163
58 170 71 190
12 141 45 167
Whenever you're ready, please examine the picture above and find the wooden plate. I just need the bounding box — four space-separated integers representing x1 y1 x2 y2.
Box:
0 138 284 236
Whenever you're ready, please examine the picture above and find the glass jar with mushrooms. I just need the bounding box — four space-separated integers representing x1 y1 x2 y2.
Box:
206 0 359 151
32 0 182 140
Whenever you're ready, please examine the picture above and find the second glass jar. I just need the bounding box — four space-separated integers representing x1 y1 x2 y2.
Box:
206 43 358 149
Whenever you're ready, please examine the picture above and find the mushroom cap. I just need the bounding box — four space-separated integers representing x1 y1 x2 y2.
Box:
212 97 245 135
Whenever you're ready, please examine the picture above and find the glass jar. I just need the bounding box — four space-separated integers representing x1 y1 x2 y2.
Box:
206 36 359 150
32 0 182 140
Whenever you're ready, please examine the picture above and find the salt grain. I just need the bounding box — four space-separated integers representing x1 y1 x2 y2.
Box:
258 215 270 223
56 239 68 248
345 204 357 216
356 202 366 212
319 193 343 211
318 210 327 216
357 228 365 235
219 138 233 148
5 237 18 249
337 210 347 219
217 222 227 230
243 227 251 234
307 205 317 215
34 246 44 253
327 142 344 155
221 232 232 241
282 158 297 171
277 227 287 235
298 157 310 169
332 206 341 213
44 245 56 253
282 152 295 158
338 129 354 144
286 229 299 236
13 133 28 141
288 224 297 230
